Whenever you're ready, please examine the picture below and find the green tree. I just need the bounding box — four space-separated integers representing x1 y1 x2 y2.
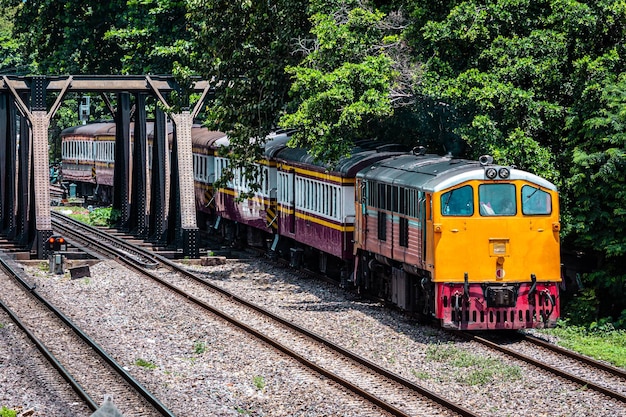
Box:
105 0 192 74
188 0 310 189
414 0 564 177
566 75 626 319
8 0 127 74
4 0 191 75
279 3 400 165
0 3 33 74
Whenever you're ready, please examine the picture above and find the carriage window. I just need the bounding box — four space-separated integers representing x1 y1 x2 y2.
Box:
479 183 516 216
522 185 551 215
441 185 474 216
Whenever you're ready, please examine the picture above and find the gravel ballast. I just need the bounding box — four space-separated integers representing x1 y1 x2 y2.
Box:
1 257 624 416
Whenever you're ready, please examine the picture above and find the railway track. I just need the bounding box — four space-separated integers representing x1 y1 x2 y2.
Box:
0 252 175 417
52 212 478 417
459 331 626 404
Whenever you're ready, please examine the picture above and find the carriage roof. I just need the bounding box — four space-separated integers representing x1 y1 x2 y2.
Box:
274 140 408 176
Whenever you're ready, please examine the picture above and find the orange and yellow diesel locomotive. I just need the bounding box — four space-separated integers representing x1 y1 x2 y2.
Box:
352 153 560 330
61 122 561 330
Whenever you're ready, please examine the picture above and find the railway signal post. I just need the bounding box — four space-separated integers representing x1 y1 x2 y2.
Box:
47 235 67 274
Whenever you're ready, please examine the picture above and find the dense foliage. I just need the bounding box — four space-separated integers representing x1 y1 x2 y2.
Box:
1 0 626 326
187 0 310 189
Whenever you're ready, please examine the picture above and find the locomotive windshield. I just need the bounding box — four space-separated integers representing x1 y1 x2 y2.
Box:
479 183 516 216
441 183 552 217
522 185 552 215
440 185 474 216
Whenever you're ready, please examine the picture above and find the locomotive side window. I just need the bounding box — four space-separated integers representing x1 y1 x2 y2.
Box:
478 183 516 216
441 185 474 216
522 185 551 215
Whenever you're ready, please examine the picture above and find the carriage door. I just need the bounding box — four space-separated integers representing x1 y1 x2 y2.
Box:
354 178 367 251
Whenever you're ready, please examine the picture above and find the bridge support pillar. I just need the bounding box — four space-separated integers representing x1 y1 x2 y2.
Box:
170 111 199 258
129 93 148 237
0 93 18 239
3 76 70 258
148 108 168 244
113 93 131 231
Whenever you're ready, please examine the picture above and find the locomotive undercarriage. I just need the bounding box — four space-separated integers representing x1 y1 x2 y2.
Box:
353 250 434 320
440 280 559 330
354 250 560 330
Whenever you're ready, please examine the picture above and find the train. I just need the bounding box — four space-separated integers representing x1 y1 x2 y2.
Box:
60 121 561 330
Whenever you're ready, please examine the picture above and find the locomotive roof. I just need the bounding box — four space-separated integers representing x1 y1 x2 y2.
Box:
357 154 557 192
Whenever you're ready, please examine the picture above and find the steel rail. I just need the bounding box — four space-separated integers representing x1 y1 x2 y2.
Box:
0 254 99 412
0 251 175 416
51 211 158 268
460 332 626 403
522 333 626 379
56 219 479 417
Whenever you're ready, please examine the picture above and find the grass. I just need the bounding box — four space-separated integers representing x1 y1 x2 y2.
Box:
54 206 118 227
539 325 626 368
253 375 266 390
411 369 430 380
426 343 522 386
135 358 157 369
193 341 207 354
0 406 17 417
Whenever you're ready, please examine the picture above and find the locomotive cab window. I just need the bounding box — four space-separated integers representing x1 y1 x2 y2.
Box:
441 185 474 216
479 183 516 216
522 185 551 215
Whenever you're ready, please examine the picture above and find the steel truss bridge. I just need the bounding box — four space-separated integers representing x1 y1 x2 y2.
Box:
0 75 212 259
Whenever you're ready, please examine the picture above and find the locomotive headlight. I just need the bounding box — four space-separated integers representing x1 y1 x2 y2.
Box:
485 168 497 179
498 168 510 179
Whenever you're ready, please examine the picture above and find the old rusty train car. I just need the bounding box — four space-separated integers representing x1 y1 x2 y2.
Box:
61 122 160 203
62 122 561 330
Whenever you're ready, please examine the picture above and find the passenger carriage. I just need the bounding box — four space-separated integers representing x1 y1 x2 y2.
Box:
210 132 290 246
191 125 227 224
274 142 407 274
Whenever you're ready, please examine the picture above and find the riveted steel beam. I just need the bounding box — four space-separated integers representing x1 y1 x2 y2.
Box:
129 93 148 237
148 108 168 244
113 93 132 231
170 111 199 258
0 75 211 94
